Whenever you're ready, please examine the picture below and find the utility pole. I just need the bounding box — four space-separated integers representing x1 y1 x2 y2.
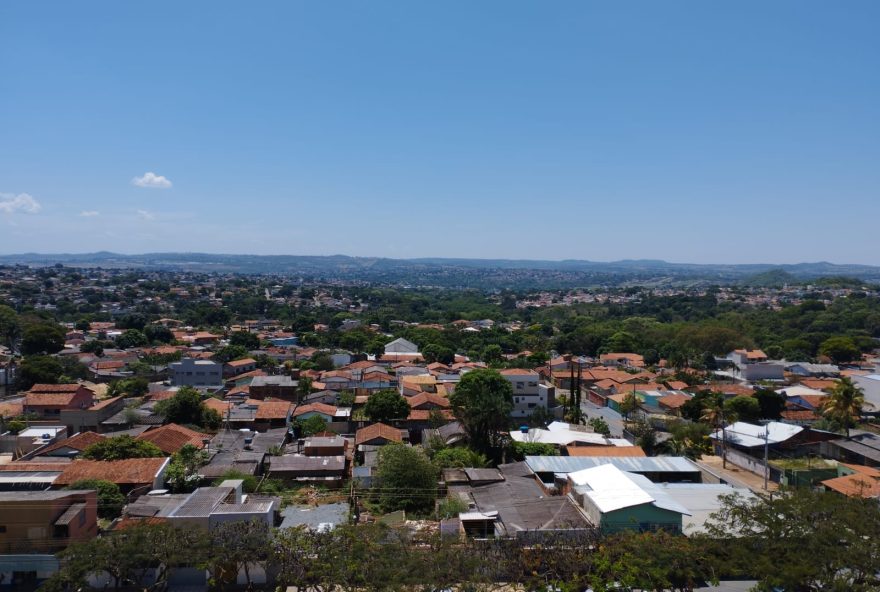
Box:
568 357 575 421
763 424 770 491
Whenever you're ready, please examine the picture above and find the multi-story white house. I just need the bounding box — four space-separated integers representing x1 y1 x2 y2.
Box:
499 369 555 418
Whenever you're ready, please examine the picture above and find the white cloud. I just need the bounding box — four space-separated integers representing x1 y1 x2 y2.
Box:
131 171 172 189
0 192 42 214
136 209 156 221
79 210 100 217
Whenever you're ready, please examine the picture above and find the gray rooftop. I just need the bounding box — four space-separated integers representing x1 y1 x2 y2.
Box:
269 455 345 472
170 487 232 518
0 489 91 501
280 502 349 530
525 455 701 476
250 376 298 388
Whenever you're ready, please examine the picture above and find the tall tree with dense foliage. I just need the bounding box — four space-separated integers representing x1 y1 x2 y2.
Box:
165 444 209 492
0 305 20 352
819 336 861 364
20 321 65 355
822 376 864 437
703 488 880 591
448 369 513 457
16 355 64 389
80 435 164 461
154 386 222 430
66 479 125 519
375 442 439 513
364 389 410 423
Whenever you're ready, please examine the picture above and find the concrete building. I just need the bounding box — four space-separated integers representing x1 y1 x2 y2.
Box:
24 384 95 420
499 369 555 418
128 480 278 529
0 490 98 554
249 375 298 400
169 358 223 388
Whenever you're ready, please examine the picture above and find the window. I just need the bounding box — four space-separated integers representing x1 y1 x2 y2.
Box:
528 403 537 408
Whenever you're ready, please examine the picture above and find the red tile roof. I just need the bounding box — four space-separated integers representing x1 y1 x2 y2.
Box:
36 431 107 456
355 423 404 446
29 384 83 393
53 457 168 486
227 358 257 367
822 465 880 498
292 403 337 418
137 424 210 454
565 446 647 457
407 409 454 421
407 392 450 409
90 396 123 411
0 401 23 417
255 401 292 420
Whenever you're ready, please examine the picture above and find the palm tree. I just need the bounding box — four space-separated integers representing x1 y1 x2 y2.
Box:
822 377 864 438
702 396 737 469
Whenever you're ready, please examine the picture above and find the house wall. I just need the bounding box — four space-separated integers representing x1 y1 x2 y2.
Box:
742 364 784 381
601 504 682 534
0 492 98 554
169 359 223 387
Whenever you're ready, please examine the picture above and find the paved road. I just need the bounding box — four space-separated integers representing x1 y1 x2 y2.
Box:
580 398 625 438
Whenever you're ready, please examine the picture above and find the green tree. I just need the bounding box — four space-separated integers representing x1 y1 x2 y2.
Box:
80 435 164 461
618 392 640 421
375 442 439 513
16 355 64 389
665 421 712 459
448 369 513 457
364 389 410 423
165 444 208 492
433 447 489 469
206 519 272 590
116 329 148 349
423 343 455 365
753 387 786 419
704 488 880 591
819 336 861 364
154 386 222 430
79 339 104 356
296 414 328 436
212 344 250 364
229 330 260 350
822 376 864 437
143 324 174 344
0 305 21 351
67 479 125 519
509 441 558 461
724 395 761 423
20 322 65 355
588 416 611 437
481 344 503 365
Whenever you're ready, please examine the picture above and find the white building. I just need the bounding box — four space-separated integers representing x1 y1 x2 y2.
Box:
499 369 554 417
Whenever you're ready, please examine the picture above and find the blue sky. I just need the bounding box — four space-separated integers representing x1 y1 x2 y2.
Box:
1 1 878 264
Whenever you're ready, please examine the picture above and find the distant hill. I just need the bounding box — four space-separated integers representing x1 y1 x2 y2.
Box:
741 269 798 287
1 252 879 289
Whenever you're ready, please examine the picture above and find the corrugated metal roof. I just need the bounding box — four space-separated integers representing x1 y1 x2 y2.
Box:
570 464 655 513
712 421 803 448
525 455 700 475
170 487 230 518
